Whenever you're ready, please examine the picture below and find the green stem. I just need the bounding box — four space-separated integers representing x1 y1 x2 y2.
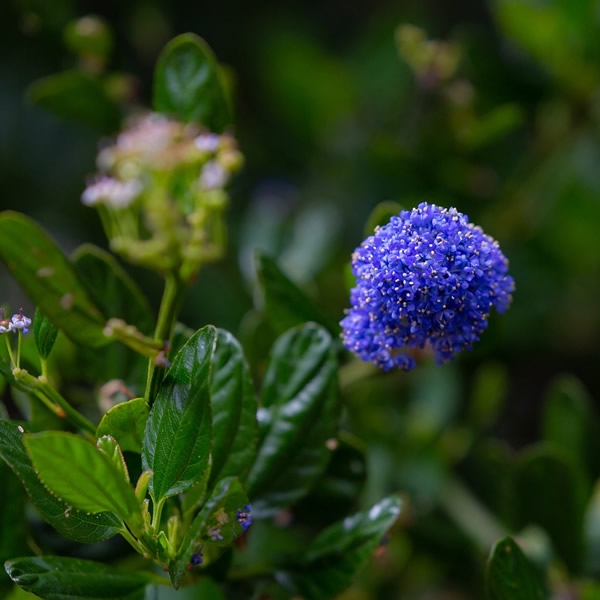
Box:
40 357 49 381
4 335 16 368
119 526 148 557
145 273 185 403
32 389 65 419
12 368 96 436
439 476 507 552
151 497 166 533
16 330 23 368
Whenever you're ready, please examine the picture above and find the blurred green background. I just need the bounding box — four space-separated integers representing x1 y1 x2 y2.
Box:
4 0 600 598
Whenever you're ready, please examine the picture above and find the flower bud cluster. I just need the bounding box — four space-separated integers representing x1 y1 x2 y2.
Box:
396 25 461 90
82 113 243 281
0 308 32 335
341 203 514 371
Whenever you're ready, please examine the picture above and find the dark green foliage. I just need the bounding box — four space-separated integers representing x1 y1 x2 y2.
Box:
0 213 108 348
27 71 121 133
246 323 340 517
33 308 59 360
5 556 151 600
142 326 215 502
486 537 547 600
153 33 232 130
0 420 120 543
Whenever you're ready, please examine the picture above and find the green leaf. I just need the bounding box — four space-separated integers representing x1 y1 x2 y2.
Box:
72 245 153 334
284 495 403 599
0 462 30 595
5 556 151 600
97 398 149 454
246 323 340 517
469 363 508 430
170 322 195 358
97 435 129 483
0 212 108 348
0 420 119 543
584 483 600 577
5 585 38 599
486 536 547 600
458 104 524 149
256 251 338 336
24 431 141 528
142 326 216 503
150 579 226 599
515 444 587 572
72 244 154 385
208 329 257 488
294 433 367 526
461 439 516 528
153 33 231 131
63 16 114 60
169 477 248 588
27 70 121 133
33 308 59 360
541 375 600 479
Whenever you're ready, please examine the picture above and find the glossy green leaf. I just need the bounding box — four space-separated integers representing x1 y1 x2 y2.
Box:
515 444 587 572
97 435 129 482
24 431 140 527
170 477 248 588
153 33 231 131
256 251 337 335
27 70 121 133
208 329 257 488
246 323 340 517
5 556 150 600
486 536 546 600
96 398 149 454
0 420 119 543
142 326 216 503
170 322 195 358
33 308 59 360
0 212 108 348
284 495 403 599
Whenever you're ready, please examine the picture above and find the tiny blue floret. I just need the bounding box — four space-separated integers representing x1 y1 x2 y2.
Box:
237 505 252 532
190 552 203 567
0 308 12 334
341 202 514 371
11 308 32 334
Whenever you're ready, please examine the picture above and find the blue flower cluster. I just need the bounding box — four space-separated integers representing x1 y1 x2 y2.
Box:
236 505 252 533
341 203 514 371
